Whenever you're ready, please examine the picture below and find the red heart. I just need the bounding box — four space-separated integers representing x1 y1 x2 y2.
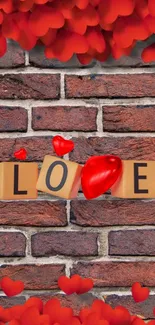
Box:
76 278 93 294
132 282 150 303
52 136 74 156
111 306 131 325
14 148 27 160
81 155 122 199
1 277 24 297
58 275 81 294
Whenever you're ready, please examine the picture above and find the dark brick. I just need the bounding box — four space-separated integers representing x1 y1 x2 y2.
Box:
0 42 25 68
0 232 26 257
32 293 96 314
70 200 155 226
0 107 27 132
32 106 97 131
65 74 155 98
0 201 67 226
105 294 155 319
70 137 155 164
0 136 56 162
109 230 155 256
0 265 65 289
0 74 60 99
103 105 155 132
72 262 155 287
31 231 98 257
0 296 26 308
29 48 95 68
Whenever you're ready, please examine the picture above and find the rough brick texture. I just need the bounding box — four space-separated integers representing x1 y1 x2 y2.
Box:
32 106 97 131
0 43 155 319
0 107 28 132
0 232 26 256
31 231 98 257
108 230 155 256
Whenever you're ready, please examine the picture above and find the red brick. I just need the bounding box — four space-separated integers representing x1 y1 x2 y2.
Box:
0 232 26 257
0 107 27 132
65 74 155 98
32 293 96 314
0 201 67 226
108 230 155 256
0 74 60 99
70 200 155 226
0 296 26 308
32 106 97 131
0 137 55 162
103 105 155 132
0 265 65 289
69 137 155 164
105 295 155 319
31 231 98 257
0 42 25 68
71 262 155 287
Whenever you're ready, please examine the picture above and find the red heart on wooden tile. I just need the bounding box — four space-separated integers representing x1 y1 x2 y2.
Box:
132 282 150 303
1 277 24 297
14 148 27 160
52 136 74 156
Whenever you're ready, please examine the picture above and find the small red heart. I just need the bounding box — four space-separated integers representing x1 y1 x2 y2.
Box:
1 277 24 297
58 275 81 295
132 282 150 303
81 155 122 199
111 306 131 325
52 136 74 156
14 148 27 160
76 278 94 294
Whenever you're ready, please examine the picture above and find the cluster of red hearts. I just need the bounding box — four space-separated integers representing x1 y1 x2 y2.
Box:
0 275 153 325
1 0 155 63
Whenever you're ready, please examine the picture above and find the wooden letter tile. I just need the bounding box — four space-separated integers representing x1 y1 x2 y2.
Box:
111 160 155 198
0 162 38 200
36 155 82 199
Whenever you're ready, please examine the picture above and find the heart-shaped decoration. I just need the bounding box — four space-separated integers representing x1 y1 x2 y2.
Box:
14 148 27 160
132 282 150 303
52 136 74 156
1 277 24 297
76 278 94 294
81 155 122 199
58 275 81 295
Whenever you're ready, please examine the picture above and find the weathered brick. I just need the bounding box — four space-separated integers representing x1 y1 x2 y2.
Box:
109 230 155 256
31 231 98 257
0 296 26 308
32 106 97 131
70 137 155 164
0 137 55 162
70 200 155 226
65 74 155 98
0 42 25 68
0 74 60 99
32 293 96 314
105 295 155 319
0 232 26 257
103 105 155 132
0 265 65 289
0 201 67 226
0 107 27 132
72 262 155 287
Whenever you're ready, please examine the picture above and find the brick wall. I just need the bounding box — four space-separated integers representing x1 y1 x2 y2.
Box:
0 40 155 319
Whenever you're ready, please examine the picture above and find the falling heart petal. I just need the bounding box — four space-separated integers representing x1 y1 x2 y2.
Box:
132 282 150 303
1 277 24 297
14 148 27 160
52 136 74 156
